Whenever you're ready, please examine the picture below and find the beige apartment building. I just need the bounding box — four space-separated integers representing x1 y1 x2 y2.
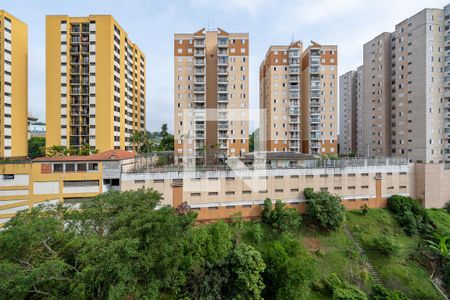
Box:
260 41 338 155
46 15 146 152
339 70 357 154
361 32 393 158
174 28 249 165
0 11 28 159
343 5 450 164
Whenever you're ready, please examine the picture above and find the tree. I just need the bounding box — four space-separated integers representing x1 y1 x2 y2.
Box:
322 273 367 300
159 123 174 151
130 130 146 153
28 137 45 159
261 234 315 299
261 199 302 232
369 285 409 300
228 244 266 300
249 131 255 152
304 188 345 231
45 145 68 157
387 195 432 236
371 235 399 256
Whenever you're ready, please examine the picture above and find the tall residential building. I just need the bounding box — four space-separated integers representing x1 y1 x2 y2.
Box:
259 42 303 152
355 65 364 156
339 70 357 154
391 8 445 163
342 5 450 163
46 15 146 152
362 32 392 158
174 28 249 165
260 41 338 155
301 43 338 155
0 11 28 159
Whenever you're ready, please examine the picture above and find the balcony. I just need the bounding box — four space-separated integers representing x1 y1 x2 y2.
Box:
289 66 300 74
310 91 321 98
289 107 300 115
194 86 205 93
310 117 320 124
310 66 320 74
289 58 300 65
218 122 228 129
194 67 205 75
218 38 228 47
310 80 320 90
218 67 228 75
310 125 320 131
289 75 300 82
194 76 205 84
218 87 228 94
218 57 228 65
194 40 205 47
310 142 320 148
218 49 228 56
290 91 300 98
218 95 228 102
194 95 205 102
194 50 205 57
310 100 320 107
289 116 300 124
310 58 320 66
194 59 205 66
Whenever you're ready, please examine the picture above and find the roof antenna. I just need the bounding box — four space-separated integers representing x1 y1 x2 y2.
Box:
291 33 295 43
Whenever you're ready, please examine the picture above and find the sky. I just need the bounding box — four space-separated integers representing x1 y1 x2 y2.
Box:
2 0 449 132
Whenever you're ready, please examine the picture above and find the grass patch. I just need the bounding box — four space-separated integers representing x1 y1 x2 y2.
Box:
346 209 442 300
427 208 450 235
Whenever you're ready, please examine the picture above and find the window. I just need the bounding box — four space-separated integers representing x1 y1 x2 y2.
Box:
191 193 200 196
53 164 63 172
291 188 299 192
226 191 235 195
65 163 76 172
134 180 145 184
275 189 283 193
77 163 87 172
242 204 252 208
208 192 218 196
63 180 99 187
88 163 98 171
154 179 164 183
243 190 251 194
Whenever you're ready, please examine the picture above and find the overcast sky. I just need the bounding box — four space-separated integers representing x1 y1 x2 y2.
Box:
2 0 449 132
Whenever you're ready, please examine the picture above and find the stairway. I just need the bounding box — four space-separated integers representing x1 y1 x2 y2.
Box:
344 224 383 285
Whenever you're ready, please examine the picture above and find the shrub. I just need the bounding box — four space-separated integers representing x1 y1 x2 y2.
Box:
445 201 450 214
371 235 399 256
323 273 368 300
369 284 409 300
304 189 345 231
387 195 432 236
261 199 302 233
304 187 315 200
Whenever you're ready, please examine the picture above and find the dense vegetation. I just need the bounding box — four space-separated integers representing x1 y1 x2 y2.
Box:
27 137 45 159
131 123 174 154
0 189 448 299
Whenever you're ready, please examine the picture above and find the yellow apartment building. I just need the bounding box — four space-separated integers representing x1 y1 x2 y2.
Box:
46 15 146 152
0 11 28 159
0 150 135 227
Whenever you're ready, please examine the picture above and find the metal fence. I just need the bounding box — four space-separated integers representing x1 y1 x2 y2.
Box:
122 157 409 174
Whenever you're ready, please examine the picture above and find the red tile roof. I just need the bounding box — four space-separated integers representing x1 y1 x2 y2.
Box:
33 149 137 162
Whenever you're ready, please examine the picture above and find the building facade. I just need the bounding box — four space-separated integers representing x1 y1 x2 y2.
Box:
355 66 365 156
46 15 146 152
339 70 357 155
174 28 249 165
260 41 338 155
343 5 450 163
0 11 28 159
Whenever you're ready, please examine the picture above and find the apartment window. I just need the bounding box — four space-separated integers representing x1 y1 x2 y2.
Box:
208 192 218 196
88 163 98 171
291 188 299 192
134 180 145 184
77 163 87 172
242 204 252 208
226 205 235 209
154 179 164 183
191 193 200 196
53 164 63 173
226 191 235 195
290 175 299 178
65 163 76 172
63 180 99 187
243 190 251 194
275 189 283 193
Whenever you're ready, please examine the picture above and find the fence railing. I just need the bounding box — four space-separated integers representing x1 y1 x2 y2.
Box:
122 157 409 174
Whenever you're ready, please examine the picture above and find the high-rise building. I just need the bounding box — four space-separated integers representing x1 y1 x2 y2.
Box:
174 28 249 165
362 32 392 158
46 15 146 152
260 41 338 155
259 42 303 152
342 5 450 164
339 70 357 155
391 8 444 163
355 65 364 156
0 11 28 159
